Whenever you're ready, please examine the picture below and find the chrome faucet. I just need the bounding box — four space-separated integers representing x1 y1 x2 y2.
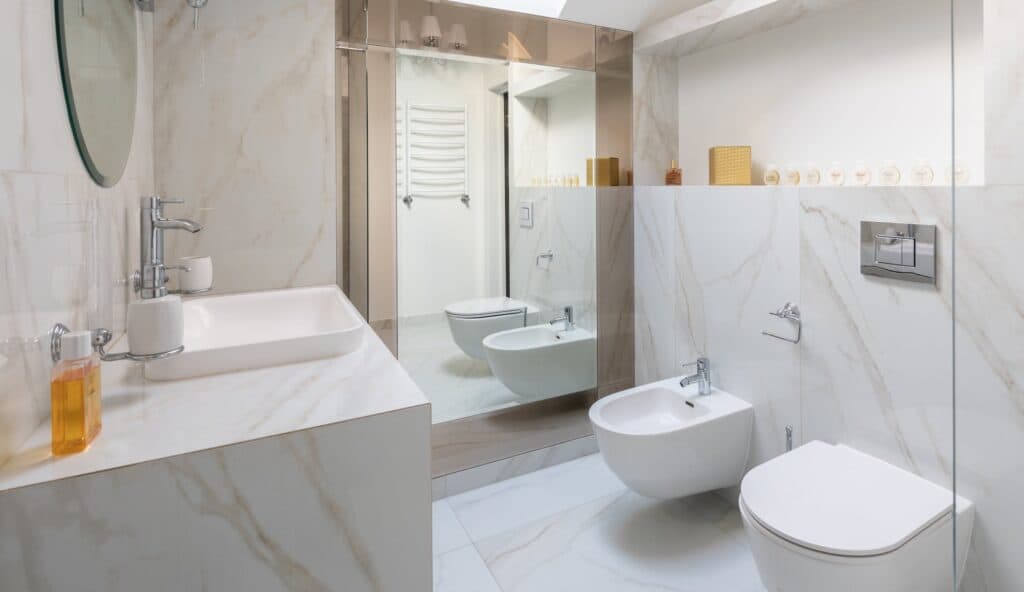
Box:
680 357 712 395
133 196 202 299
550 305 575 331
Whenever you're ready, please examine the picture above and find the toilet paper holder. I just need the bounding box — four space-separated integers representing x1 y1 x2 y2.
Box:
761 302 802 344
50 323 184 363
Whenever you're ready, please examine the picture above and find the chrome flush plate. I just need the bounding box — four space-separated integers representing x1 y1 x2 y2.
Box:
860 220 936 284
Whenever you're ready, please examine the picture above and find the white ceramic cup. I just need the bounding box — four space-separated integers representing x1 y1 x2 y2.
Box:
127 295 184 356
176 256 213 293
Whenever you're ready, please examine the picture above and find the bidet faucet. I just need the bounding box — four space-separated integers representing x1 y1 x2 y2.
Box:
680 357 712 395
550 305 575 331
134 196 203 299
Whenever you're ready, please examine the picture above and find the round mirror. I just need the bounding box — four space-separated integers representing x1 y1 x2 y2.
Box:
56 0 138 187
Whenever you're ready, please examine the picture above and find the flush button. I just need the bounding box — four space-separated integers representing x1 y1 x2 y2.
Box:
860 221 936 285
874 234 915 267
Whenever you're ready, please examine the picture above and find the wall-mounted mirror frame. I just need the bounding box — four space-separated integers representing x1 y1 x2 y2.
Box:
55 0 140 187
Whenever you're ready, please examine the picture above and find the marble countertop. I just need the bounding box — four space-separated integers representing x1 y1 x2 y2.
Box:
0 326 428 493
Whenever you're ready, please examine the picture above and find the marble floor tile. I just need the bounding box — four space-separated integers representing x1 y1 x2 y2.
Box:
447 455 628 543
433 500 472 557
436 453 763 592
476 490 763 592
433 546 502 592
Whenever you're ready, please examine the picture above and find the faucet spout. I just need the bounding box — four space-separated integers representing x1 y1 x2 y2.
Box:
155 218 202 233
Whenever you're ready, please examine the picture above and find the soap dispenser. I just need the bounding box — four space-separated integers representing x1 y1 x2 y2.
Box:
51 331 102 455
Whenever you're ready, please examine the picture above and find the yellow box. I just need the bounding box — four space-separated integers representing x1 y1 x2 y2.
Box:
709 146 752 185
586 157 619 187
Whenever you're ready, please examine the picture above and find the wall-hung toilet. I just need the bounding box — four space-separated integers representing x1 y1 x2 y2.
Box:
739 441 974 592
444 297 538 360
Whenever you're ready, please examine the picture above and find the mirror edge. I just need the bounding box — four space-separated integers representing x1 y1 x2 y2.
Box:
54 0 140 188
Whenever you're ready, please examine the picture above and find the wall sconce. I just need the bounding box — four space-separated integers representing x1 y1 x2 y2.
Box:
448 24 467 51
421 15 442 48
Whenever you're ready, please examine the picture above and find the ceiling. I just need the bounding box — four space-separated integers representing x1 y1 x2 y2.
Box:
449 0 713 32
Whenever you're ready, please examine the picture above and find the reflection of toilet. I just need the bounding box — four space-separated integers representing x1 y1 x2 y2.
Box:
740 441 974 592
444 297 538 360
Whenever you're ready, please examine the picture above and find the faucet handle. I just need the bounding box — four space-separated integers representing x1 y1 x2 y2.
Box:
682 357 710 372
141 195 186 210
156 196 186 207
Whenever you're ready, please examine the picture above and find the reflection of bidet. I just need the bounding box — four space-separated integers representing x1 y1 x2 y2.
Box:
482 325 596 399
445 297 539 360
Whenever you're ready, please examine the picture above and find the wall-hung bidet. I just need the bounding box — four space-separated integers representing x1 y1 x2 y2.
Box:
589 360 754 499
445 297 539 360
739 441 974 592
482 312 595 399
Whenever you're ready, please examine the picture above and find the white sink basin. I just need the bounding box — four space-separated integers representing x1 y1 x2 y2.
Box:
482 324 596 399
145 285 365 381
590 377 753 499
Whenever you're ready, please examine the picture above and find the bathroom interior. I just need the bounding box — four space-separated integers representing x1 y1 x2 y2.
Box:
1 0 1022 590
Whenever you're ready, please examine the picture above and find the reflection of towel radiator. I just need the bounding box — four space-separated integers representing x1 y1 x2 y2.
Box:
398 103 469 207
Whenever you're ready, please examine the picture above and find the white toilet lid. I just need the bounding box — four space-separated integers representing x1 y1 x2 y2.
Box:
740 441 953 557
445 297 535 319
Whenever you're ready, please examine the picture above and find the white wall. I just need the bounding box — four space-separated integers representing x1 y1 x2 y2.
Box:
675 0 983 185
547 84 596 182
396 54 507 319
509 64 596 186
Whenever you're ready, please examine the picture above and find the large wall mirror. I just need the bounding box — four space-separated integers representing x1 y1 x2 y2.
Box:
394 49 597 426
56 0 138 187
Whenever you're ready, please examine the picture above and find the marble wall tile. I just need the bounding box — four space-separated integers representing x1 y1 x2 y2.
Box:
155 0 336 295
0 2 83 176
983 0 1024 185
799 187 953 487
675 186 801 466
632 54 678 186
633 186 678 383
596 187 634 393
636 184 954 476
953 185 1024 592
509 187 597 331
0 6 154 465
0 405 431 592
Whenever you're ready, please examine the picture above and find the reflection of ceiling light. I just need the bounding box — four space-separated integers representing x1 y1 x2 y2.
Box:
448 24 468 51
450 0 568 18
421 15 442 48
399 20 415 46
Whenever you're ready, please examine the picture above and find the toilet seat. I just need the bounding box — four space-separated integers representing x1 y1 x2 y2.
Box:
445 297 535 319
739 441 953 557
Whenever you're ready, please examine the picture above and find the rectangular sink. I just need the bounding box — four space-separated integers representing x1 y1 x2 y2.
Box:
144 285 365 381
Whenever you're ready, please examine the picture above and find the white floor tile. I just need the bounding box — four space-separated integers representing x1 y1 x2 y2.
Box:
433 546 503 592
433 500 472 557
448 454 627 542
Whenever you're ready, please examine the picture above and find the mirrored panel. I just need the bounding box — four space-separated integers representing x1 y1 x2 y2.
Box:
56 0 138 187
395 50 596 424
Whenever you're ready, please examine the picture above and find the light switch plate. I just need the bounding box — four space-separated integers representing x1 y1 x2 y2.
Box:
860 221 936 284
